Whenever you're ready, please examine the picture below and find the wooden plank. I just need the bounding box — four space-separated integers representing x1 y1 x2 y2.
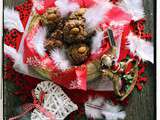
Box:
125 0 155 119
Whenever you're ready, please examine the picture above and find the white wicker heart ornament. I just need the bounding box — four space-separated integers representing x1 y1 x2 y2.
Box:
31 81 78 120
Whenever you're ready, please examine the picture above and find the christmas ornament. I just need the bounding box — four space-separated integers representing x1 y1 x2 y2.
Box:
31 81 78 120
100 54 139 100
8 81 78 120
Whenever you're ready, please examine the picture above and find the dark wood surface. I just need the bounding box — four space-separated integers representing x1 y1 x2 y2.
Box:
4 0 155 120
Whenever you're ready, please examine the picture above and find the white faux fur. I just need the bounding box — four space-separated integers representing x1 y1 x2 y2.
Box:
84 0 113 30
127 32 154 63
4 7 24 32
50 49 71 71
119 0 145 21
102 102 126 120
85 97 104 119
55 0 80 16
4 44 19 61
85 97 126 120
4 44 28 74
102 111 126 120
32 27 46 57
91 30 104 54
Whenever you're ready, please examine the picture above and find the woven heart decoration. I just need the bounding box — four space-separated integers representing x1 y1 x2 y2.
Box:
31 81 78 120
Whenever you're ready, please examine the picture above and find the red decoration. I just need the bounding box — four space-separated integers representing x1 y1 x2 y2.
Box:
15 0 33 28
4 29 21 49
130 19 152 40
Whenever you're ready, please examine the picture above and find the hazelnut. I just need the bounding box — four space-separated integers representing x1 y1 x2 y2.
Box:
70 28 80 34
46 14 57 21
78 46 87 53
78 8 86 15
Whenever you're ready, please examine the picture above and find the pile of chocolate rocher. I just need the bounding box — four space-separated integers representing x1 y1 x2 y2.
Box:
41 7 96 65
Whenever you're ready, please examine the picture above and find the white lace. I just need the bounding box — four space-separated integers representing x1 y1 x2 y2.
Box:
31 81 78 120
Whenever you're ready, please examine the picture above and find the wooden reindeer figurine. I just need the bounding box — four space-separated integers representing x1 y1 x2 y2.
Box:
100 29 139 101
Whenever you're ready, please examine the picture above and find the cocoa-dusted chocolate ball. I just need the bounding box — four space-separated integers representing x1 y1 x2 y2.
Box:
69 8 86 21
50 29 63 40
67 43 90 65
46 18 65 38
44 38 63 53
63 20 90 44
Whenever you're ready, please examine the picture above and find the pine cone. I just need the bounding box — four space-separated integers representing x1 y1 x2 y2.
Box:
44 38 63 53
67 43 90 65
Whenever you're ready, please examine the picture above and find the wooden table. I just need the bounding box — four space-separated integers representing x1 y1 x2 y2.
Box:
3 0 155 120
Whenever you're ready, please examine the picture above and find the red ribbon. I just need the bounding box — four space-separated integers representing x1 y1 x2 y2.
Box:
9 90 55 120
